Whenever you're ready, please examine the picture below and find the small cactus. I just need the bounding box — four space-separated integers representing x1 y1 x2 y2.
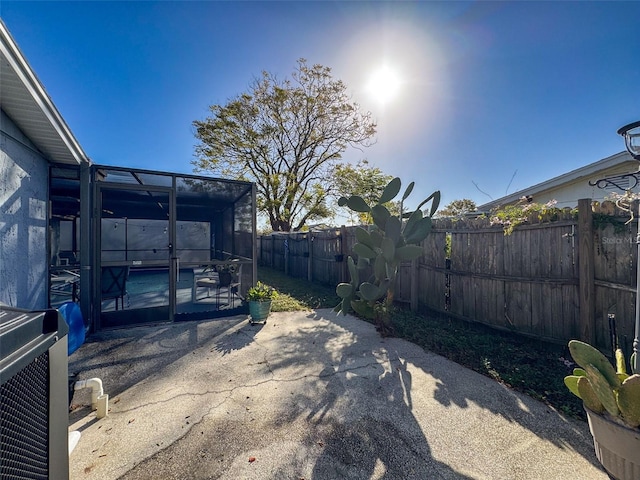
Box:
565 339 640 429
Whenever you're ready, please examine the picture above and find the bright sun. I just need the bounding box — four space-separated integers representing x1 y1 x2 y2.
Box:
366 66 402 105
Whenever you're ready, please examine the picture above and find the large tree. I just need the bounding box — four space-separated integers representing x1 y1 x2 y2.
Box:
193 59 377 231
438 198 477 217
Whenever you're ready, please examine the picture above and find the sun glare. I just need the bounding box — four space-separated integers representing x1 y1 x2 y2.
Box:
366 66 402 105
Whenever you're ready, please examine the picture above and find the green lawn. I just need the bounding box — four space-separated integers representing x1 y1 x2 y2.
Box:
258 267 340 311
257 266 584 421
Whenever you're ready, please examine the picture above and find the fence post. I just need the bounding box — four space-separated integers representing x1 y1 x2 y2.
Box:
410 258 418 312
284 235 289 275
578 198 595 344
340 225 348 283
271 235 275 269
307 233 313 282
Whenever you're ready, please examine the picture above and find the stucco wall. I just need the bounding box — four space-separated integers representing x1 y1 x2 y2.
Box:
0 109 49 309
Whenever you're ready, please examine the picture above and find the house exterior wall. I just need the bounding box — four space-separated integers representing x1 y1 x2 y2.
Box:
525 162 640 208
478 154 639 212
0 109 49 309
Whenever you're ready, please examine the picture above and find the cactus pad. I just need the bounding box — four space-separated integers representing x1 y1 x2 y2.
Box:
355 227 374 248
336 283 353 298
353 243 377 259
350 299 374 318
345 195 371 212
584 363 619 417
379 177 401 204
396 245 424 262
569 340 620 389
615 348 627 375
577 376 604 414
564 375 581 398
360 282 384 302
618 374 640 428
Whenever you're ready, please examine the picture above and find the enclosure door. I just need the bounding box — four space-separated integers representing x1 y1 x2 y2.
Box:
97 185 175 329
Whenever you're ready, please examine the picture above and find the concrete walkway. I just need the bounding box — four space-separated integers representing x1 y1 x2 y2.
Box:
68 309 608 480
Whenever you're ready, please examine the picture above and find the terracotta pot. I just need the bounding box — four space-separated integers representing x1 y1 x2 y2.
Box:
585 407 640 480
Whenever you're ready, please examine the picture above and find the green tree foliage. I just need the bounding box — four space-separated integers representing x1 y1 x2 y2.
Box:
438 198 477 217
332 160 400 223
192 59 377 232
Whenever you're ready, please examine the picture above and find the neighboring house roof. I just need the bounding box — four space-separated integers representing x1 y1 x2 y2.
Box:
478 151 638 212
0 19 89 165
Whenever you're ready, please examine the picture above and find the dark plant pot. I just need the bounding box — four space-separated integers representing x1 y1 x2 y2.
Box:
248 300 272 323
585 407 640 480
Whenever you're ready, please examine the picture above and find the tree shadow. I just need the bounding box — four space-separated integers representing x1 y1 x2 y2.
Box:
78 309 603 479
263 310 602 477
418 344 598 457
211 319 263 356
68 315 249 422
264 313 478 479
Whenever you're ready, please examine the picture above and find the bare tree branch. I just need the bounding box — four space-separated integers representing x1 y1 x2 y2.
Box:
505 169 518 195
472 180 493 200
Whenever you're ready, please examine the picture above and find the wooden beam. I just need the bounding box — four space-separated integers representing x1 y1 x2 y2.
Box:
578 198 595 344
410 258 418 312
307 233 313 282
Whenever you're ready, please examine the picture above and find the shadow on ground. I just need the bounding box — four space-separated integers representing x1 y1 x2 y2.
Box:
68 315 249 424
71 309 607 480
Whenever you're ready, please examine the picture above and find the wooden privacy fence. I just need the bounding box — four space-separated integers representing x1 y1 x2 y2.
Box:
258 199 639 353
257 227 352 287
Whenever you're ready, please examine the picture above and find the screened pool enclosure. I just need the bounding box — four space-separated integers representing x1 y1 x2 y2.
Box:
49 164 256 331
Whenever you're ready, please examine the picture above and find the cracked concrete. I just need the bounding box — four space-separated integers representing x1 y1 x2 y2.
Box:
68 309 608 479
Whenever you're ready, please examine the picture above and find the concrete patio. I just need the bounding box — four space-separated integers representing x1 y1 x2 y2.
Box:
68 309 608 479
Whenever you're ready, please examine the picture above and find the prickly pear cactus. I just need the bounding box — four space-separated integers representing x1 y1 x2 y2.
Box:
565 340 640 429
334 177 440 335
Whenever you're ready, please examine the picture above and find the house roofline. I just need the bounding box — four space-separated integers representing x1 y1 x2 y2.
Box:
0 19 89 165
478 151 636 211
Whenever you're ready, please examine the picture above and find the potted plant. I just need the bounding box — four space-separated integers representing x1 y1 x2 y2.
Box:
564 340 640 480
245 281 278 324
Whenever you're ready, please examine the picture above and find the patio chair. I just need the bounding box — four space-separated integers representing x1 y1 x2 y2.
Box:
101 266 129 310
193 274 240 306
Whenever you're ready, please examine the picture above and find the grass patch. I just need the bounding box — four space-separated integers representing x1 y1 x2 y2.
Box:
257 266 584 421
258 267 340 312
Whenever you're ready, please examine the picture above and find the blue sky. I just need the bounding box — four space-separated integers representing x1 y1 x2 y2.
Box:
2 1 640 214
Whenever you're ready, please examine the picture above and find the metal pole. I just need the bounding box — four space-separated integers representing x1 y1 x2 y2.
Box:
635 204 640 372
